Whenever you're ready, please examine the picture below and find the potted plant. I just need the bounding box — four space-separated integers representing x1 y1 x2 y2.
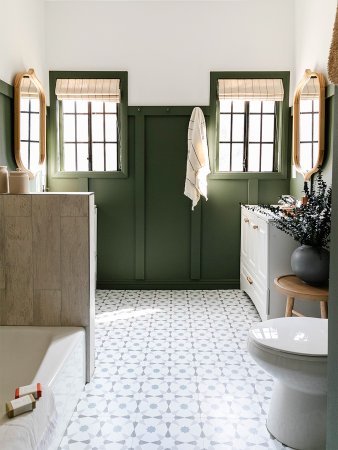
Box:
250 169 331 285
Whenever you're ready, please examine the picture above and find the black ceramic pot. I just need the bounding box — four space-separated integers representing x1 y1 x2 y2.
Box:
291 245 330 285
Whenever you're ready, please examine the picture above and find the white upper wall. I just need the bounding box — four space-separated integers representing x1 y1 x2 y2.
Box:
2 0 335 105
0 0 46 88
294 0 337 90
45 0 295 105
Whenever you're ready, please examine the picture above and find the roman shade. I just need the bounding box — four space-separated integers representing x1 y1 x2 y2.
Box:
55 78 120 102
218 78 284 101
300 77 320 99
21 76 39 98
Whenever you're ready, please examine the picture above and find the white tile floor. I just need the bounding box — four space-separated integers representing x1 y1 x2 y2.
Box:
59 290 291 450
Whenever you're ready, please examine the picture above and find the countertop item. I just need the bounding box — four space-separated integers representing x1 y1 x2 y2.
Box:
0 166 9 193
9 170 30 194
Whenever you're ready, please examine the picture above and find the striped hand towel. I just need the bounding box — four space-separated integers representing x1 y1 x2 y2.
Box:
184 107 210 210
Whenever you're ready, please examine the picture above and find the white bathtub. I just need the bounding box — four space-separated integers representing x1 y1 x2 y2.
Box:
0 326 86 450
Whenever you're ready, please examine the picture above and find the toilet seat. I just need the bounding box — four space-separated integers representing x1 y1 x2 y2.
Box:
248 317 327 356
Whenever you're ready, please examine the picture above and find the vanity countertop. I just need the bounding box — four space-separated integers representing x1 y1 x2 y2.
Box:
241 204 279 222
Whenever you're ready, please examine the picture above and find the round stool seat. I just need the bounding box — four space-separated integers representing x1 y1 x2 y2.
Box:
274 275 329 319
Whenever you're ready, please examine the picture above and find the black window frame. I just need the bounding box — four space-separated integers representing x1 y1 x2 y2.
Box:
299 98 319 171
219 99 279 173
209 71 290 180
49 71 128 179
60 100 119 172
20 98 40 171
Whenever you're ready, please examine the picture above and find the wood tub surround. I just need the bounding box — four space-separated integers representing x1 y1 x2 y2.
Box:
0 193 96 381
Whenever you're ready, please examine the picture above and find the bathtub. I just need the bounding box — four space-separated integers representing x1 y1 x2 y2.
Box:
0 326 86 450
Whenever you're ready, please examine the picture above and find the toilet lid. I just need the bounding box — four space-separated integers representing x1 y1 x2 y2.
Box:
249 317 328 356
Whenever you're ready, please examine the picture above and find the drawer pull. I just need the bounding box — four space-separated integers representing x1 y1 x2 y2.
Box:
244 218 249 223
247 276 253 285
252 225 259 229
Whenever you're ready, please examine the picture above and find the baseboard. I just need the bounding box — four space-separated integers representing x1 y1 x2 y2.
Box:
96 279 240 290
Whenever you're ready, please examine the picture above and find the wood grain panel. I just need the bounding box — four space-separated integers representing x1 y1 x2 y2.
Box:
33 289 61 325
3 215 33 324
0 197 5 286
0 288 5 323
0 267 5 290
5 217 32 268
61 216 89 326
4 265 33 324
32 195 61 289
60 195 88 217
88 196 96 378
3 195 31 216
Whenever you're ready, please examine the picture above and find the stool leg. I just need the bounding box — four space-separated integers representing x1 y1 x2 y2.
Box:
320 301 328 319
285 297 294 317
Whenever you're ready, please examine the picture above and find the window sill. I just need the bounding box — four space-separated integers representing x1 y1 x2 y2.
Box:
209 171 287 180
50 170 128 179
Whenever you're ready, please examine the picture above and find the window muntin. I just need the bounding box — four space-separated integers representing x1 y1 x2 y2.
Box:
60 99 118 172
20 97 40 172
219 99 277 172
299 98 319 172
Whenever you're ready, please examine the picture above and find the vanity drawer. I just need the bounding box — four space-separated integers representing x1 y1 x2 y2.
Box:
240 263 268 321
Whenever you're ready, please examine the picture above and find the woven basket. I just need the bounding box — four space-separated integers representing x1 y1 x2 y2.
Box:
328 6 338 84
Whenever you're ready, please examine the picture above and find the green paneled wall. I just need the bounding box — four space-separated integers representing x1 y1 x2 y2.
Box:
89 116 135 282
200 180 247 282
327 85 338 449
49 105 293 289
2 73 310 289
0 80 16 170
144 113 191 282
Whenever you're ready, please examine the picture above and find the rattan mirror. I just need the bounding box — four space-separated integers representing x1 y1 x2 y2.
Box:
14 69 46 179
293 70 325 181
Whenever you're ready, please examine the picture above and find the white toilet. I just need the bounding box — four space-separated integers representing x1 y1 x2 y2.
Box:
247 317 327 450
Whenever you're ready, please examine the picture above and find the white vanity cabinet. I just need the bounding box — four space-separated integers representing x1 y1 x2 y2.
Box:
240 205 299 320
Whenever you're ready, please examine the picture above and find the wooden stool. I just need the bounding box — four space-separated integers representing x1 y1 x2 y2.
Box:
274 274 329 318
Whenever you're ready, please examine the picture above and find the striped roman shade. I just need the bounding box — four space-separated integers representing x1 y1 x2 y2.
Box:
21 76 39 98
55 78 120 102
301 77 320 99
218 79 284 101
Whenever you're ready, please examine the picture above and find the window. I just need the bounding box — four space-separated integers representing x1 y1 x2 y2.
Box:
219 99 277 172
61 100 118 171
211 74 289 177
50 72 128 177
56 78 120 172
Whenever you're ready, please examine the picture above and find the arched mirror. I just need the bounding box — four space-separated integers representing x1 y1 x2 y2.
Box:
293 70 325 181
14 69 46 179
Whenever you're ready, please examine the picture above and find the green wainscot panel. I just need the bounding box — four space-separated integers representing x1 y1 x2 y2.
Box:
91 177 135 282
0 88 16 170
258 180 291 205
144 114 191 281
92 115 135 283
201 179 248 282
48 177 89 192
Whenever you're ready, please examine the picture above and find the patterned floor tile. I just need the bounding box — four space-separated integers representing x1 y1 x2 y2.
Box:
59 290 291 450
